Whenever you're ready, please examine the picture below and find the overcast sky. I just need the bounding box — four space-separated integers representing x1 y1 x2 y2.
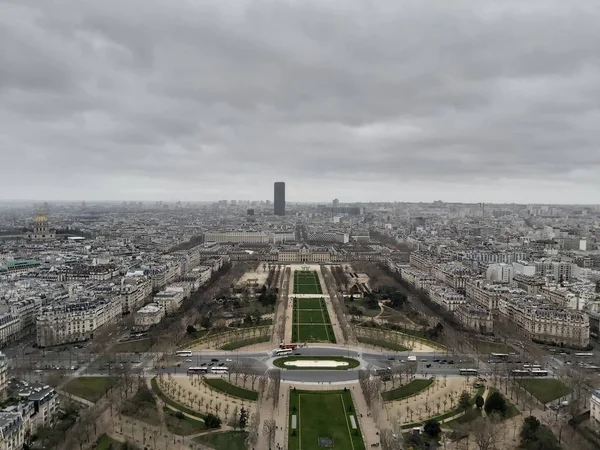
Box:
1 0 600 204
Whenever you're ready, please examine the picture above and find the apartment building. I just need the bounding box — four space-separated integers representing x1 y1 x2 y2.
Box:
431 263 469 292
591 390 600 424
0 353 7 400
0 381 59 447
466 251 527 265
486 263 513 283
498 296 590 348
409 253 434 273
204 231 270 244
119 274 152 314
36 297 121 347
0 412 24 450
307 231 349 244
455 304 494 334
203 256 225 273
8 299 40 338
539 285 579 309
511 274 545 295
153 289 184 314
429 287 466 311
0 315 20 347
535 260 574 282
465 280 524 311
134 303 165 331
513 261 536 277
399 267 435 290
271 231 296 244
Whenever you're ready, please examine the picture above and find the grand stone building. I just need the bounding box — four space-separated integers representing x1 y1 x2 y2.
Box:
36 297 121 347
25 214 55 240
498 296 590 348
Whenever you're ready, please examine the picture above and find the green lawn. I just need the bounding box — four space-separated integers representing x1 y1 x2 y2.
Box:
292 297 335 343
288 390 365 450
220 335 270 350
195 431 248 450
113 339 152 353
294 284 323 295
163 407 207 435
273 356 360 370
294 297 324 309
381 379 434 402
296 324 335 343
473 340 516 354
204 379 258 401
297 309 329 324
64 377 116 403
356 337 409 352
446 407 482 429
517 378 570 403
293 271 323 294
94 434 124 449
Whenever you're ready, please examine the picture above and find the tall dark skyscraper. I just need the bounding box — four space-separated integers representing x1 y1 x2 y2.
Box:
274 182 285 216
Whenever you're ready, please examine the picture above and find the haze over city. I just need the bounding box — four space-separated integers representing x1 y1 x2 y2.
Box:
2 0 600 203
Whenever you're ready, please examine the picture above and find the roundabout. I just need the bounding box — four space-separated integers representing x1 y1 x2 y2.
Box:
272 355 361 370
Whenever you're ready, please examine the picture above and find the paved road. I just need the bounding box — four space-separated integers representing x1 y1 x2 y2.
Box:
10 342 571 385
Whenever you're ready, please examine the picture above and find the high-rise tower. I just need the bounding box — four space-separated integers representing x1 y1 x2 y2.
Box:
274 182 285 216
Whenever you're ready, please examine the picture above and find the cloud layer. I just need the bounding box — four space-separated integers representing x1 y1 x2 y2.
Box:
1 0 600 203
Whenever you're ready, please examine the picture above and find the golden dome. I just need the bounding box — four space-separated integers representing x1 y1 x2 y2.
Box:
34 214 47 224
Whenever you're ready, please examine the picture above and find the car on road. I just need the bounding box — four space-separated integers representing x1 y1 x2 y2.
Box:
200 363 206 366
433 359 440 363
185 359 193 362
208 363 214 366
420 359 427 362
218 363 225 366
448 360 454 364
226 358 232 362
211 358 219 362
387 357 395 360
426 364 431 368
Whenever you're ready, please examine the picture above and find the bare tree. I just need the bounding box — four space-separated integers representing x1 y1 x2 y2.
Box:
262 419 277 448
470 414 505 450
249 370 260 390
238 360 252 388
249 412 261 445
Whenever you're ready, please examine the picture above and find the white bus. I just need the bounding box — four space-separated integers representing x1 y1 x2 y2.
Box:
211 366 229 374
175 350 192 357
459 369 478 376
273 348 293 356
574 352 594 357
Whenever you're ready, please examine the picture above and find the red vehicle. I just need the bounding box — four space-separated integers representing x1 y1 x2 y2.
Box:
279 343 297 350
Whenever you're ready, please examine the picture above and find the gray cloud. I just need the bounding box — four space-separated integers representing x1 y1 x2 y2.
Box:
1 0 600 203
